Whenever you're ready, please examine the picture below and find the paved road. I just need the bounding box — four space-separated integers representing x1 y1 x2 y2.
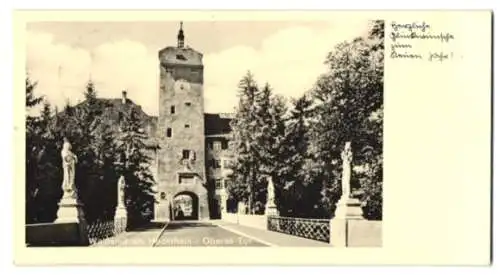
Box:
94 220 329 247
154 221 268 247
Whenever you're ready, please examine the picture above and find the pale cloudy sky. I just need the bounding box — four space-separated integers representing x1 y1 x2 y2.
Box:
26 20 371 115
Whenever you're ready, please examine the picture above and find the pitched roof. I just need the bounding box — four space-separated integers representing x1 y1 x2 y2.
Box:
60 97 235 141
58 97 159 147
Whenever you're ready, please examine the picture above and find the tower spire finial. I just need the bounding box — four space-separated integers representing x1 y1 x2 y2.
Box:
177 21 185 48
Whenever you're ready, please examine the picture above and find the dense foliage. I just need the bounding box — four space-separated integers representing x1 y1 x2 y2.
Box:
115 107 157 227
228 20 384 220
25 79 157 226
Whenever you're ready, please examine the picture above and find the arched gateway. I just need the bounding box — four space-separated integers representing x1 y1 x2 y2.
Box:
154 180 209 221
173 191 199 220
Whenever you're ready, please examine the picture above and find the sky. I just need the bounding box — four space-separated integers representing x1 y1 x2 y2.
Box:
26 20 372 115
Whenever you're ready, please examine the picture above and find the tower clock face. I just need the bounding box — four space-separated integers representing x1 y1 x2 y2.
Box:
174 79 190 92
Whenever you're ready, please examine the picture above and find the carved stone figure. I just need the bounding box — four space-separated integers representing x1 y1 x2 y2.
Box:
341 141 353 199
265 176 278 216
61 138 78 198
267 176 275 203
117 176 125 207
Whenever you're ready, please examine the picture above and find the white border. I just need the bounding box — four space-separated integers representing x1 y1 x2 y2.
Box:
1 1 498 275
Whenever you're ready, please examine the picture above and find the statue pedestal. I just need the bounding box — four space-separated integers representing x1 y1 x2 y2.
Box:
334 195 364 219
153 200 171 222
265 176 278 216
114 205 128 232
56 196 86 223
265 202 278 216
330 195 364 247
54 195 89 246
115 205 127 217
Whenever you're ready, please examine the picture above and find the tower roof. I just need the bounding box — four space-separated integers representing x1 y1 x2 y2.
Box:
159 22 203 66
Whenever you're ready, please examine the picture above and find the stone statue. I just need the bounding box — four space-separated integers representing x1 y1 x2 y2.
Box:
267 176 275 203
238 201 246 214
341 141 353 199
61 138 78 199
117 176 125 207
265 176 278 216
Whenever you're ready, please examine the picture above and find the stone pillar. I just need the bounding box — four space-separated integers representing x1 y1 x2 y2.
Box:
198 190 210 221
330 141 364 247
264 176 278 216
154 191 171 222
55 138 89 246
114 175 127 232
219 188 228 219
238 201 246 214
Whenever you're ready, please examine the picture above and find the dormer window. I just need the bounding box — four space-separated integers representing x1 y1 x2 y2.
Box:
176 54 187 61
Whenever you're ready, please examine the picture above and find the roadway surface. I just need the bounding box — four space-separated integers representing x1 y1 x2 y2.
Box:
93 220 329 247
154 221 268 247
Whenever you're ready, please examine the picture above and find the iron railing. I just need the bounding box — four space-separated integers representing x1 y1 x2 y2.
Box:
87 217 127 245
267 216 330 243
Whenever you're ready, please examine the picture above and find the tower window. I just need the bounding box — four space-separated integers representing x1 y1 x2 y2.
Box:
223 159 232 169
182 150 190 159
215 179 223 189
185 102 191 107
171 105 175 114
213 141 221 151
213 159 221 169
166 128 172 137
222 140 228 150
185 124 190 128
176 54 187 61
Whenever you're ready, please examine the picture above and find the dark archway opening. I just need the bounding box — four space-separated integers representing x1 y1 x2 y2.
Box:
173 192 199 221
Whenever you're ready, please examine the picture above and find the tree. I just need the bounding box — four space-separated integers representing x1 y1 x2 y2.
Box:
228 71 260 213
274 95 315 217
309 20 384 219
116 106 157 227
251 83 290 214
25 77 63 223
25 76 45 223
78 81 119 222
26 76 43 109
33 101 63 222
52 80 120 223
228 73 291 214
